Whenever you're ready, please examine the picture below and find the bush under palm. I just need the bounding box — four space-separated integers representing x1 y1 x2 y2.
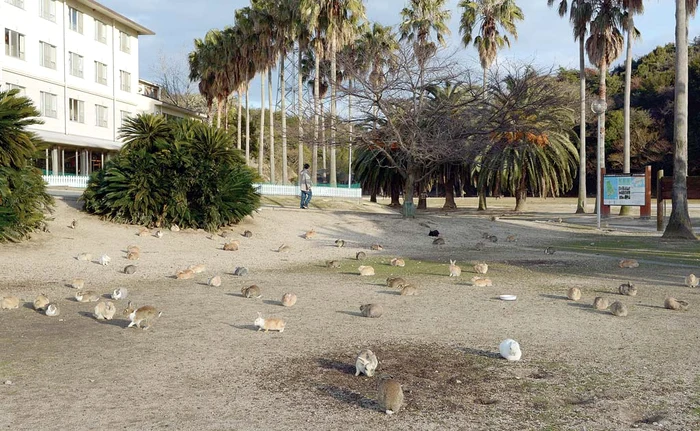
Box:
0 89 53 242
82 114 259 231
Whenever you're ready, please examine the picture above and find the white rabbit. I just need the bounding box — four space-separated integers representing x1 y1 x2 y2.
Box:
685 274 698 288
355 349 378 377
111 287 128 300
499 339 522 361
98 254 111 266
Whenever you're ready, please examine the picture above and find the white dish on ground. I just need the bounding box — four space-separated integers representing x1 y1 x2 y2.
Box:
499 295 517 301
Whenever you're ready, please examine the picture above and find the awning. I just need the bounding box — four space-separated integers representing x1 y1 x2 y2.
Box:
29 128 123 151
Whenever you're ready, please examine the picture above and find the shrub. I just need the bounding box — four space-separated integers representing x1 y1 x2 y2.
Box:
0 90 53 242
82 115 260 231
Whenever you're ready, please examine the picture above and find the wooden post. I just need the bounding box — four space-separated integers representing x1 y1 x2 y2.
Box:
601 168 611 217
640 165 652 219
657 169 664 231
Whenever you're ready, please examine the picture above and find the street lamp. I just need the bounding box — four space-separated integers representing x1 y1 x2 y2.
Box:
591 98 608 229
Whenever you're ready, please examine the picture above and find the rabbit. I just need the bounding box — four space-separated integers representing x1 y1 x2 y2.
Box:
234 267 249 276
45 303 60 317
377 379 404 415
610 301 628 317
127 244 140 254
449 260 461 277
189 264 206 274
619 259 639 268
304 229 316 239
239 230 252 238
70 219 77 229
124 265 137 275
98 254 111 266
618 282 638 297
277 244 290 253
335 239 345 248
126 250 140 260
491 215 499 221
400 285 418 296
428 229 440 237
94 301 117 320
326 260 341 268
488 235 498 243
170 224 180 232
544 246 555 255
371 243 383 251
473 262 488 274
360 303 383 318
593 297 609 310
208 276 222 287
387 277 407 289
471 277 493 287
176 269 195 280
1 296 20 310
137 227 149 237
685 274 699 288
390 258 405 267
433 237 446 246
154 230 164 238
358 265 375 276
75 290 100 303
77 253 92 262
281 293 297 307
111 287 128 300
664 297 689 311
355 349 378 377
499 339 522 361
506 234 517 242
33 294 50 311
123 301 162 330
223 241 240 251
474 241 485 251
567 287 582 301
254 312 285 332
242 285 262 298
356 251 366 260
71 278 85 289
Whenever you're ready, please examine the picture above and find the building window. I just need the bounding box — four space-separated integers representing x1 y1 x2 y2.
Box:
5 0 24 9
68 7 83 34
119 70 131 92
5 83 26 96
119 31 130 54
95 61 108 85
40 0 56 21
40 42 57 69
5 29 25 60
69 98 84 123
69 52 83 78
40 92 58 118
120 110 131 127
95 20 107 44
95 105 108 127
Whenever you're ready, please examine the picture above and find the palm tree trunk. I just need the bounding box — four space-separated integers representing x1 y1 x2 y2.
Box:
245 84 250 165
216 97 223 129
330 31 337 187
620 21 634 216
321 100 326 171
576 38 587 214
663 0 696 239
222 96 229 131
515 167 527 211
259 70 266 177
482 67 487 95
313 36 320 185
268 67 275 184
297 43 304 180
237 89 242 150
280 53 288 185
348 80 353 187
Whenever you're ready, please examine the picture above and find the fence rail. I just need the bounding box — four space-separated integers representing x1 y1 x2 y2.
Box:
43 175 363 198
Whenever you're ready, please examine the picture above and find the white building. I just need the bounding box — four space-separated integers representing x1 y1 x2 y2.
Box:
1 0 201 179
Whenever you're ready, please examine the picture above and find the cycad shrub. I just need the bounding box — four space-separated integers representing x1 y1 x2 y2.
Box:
82 114 259 231
0 89 54 242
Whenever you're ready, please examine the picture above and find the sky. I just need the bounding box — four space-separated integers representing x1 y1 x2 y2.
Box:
102 0 695 107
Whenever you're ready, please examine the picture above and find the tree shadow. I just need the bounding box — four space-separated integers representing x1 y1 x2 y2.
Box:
378 290 400 296
336 310 363 317
225 293 246 298
316 358 356 375
78 311 129 327
565 302 609 315
263 299 281 306
225 323 259 331
539 294 568 300
637 304 666 310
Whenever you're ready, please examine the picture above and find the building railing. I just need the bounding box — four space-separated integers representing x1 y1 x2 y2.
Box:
43 175 90 188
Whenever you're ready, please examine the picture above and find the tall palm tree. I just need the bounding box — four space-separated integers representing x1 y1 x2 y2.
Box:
459 0 524 93
234 7 257 166
399 0 452 109
292 3 314 182
548 0 593 214
357 23 399 127
663 0 697 239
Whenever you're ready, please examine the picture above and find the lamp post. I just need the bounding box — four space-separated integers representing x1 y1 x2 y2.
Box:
591 98 608 229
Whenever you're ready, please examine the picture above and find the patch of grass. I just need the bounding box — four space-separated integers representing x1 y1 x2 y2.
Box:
559 237 700 266
290 256 453 279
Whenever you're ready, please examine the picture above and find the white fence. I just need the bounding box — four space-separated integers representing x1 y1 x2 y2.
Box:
42 175 363 198
43 175 90 188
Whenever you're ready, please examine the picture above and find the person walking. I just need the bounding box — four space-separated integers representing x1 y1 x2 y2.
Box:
299 163 312 209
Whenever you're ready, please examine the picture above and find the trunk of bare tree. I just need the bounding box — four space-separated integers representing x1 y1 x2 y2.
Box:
348 80 353 187
443 173 457 210
280 54 288 185
237 90 242 151
370 186 377 203
620 20 634 216
330 32 337 187
390 180 401 207
297 44 304 180
417 180 427 209
577 38 587 214
268 67 275 184
259 70 265 177
403 168 416 218
478 190 487 211
663 0 696 239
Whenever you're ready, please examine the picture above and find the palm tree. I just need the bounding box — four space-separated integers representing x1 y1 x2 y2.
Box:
188 32 220 126
357 23 399 127
234 7 257 166
547 0 593 214
663 0 697 239
399 0 452 108
459 0 524 92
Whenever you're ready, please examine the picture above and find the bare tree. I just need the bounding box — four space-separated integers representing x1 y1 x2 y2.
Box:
153 51 208 114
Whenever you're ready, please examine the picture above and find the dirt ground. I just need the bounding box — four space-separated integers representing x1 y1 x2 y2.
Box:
0 195 699 431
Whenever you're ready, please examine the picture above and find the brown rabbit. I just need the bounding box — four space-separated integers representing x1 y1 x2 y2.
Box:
360 303 383 318
176 269 195 280
618 259 639 268
1 296 20 310
610 301 628 317
664 297 689 311
75 290 100 303
94 301 117 320
127 245 140 254
371 243 383 251
127 250 140 260
224 241 240 251
377 379 404 415
304 229 316 239
242 285 262 298
449 260 461 277
254 312 286 332
400 285 418 296
137 227 149 237
471 277 493 287
281 293 297 307
473 262 488 275
33 294 50 311
390 258 405 267
71 278 85 289
567 287 582 301
123 301 162 330
188 264 206 274
386 277 407 289
593 297 609 310
326 260 341 268
358 265 375 276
